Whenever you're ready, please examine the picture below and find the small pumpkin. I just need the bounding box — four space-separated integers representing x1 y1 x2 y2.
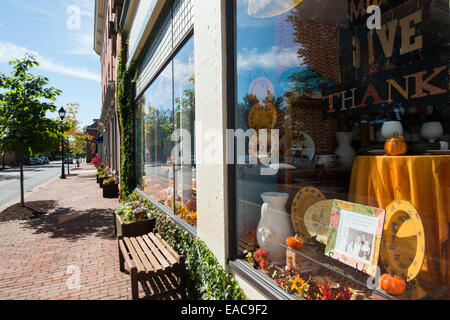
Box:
379 274 406 295
286 235 304 251
384 135 407 156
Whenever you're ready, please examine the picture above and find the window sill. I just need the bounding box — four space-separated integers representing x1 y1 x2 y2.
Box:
135 188 197 238
228 259 297 300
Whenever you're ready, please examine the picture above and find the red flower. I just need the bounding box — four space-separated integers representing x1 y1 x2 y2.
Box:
254 249 269 262
254 249 269 272
337 287 352 300
320 282 333 300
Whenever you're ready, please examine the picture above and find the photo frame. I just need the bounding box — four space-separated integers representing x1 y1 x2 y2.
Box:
324 200 385 277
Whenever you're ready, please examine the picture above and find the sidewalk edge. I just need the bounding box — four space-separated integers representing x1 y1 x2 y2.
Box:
0 174 61 213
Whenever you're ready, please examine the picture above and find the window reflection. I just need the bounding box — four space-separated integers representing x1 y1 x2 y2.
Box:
235 0 449 299
136 36 196 227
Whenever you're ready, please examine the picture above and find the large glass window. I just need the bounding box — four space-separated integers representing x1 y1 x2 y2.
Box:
136 36 196 227
137 62 175 211
173 39 197 226
234 0 449 300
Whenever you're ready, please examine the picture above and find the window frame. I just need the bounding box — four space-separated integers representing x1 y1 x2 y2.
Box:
225 0 294 300
134 30 196 236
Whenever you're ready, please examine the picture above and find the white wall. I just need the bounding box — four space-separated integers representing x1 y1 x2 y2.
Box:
194 0 229 267
193 0 269 300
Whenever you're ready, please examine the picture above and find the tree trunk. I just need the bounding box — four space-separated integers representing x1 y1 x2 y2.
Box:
19 156 25 207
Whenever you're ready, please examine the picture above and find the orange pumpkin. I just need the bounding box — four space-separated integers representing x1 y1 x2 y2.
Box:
286 235 304 251
384 135 407 156
379 274 406 295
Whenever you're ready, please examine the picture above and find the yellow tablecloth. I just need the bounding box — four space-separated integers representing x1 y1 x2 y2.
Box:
349 155 450 285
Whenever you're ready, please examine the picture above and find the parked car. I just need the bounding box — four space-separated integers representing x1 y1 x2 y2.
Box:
64 157 74 164
39 157 49 164
29 157 39 165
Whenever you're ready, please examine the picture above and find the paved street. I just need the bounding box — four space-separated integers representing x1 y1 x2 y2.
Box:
0 162 70 208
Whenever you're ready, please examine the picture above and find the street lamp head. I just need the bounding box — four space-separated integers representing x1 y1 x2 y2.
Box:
58 107 66 120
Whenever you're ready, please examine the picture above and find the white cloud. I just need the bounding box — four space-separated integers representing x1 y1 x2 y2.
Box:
0 41 100 82
65 33 96 56
237 45 303 71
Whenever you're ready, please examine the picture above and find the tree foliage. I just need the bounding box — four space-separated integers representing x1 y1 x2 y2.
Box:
60 103 92 157
0 55 63 207
0 56 63 157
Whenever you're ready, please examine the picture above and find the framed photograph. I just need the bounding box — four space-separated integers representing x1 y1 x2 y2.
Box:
324 200 385 277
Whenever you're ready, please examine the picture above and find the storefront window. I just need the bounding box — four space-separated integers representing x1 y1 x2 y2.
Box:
234 0 449 300
136 36 196 226
137 63 174 211
174 38 197 226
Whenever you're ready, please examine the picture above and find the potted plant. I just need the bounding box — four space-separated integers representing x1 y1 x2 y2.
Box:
102 177 119 198
115 202 156 237
96 167 105 183
98 173 109 188
92 156 101 168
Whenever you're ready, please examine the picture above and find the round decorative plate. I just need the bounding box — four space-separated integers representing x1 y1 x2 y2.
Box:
248 0 304 18
248 101 277 131
248 77 275 102
248 129 279 164
280 131 315 161
380 200 425 282
291 187 326 241
304 199 334 245
291 131 315 160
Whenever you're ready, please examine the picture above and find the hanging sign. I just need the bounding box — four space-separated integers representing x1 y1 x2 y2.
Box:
322 59 449 119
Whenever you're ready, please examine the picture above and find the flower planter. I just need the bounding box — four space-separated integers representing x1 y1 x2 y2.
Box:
103 183 119 198
99 177 107 188
115 213 156 237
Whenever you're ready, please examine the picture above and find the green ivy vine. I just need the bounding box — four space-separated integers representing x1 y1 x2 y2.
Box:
117 35 137 197
126 191 247 300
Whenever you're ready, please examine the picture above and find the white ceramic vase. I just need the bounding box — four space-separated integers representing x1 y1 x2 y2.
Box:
256 192 293 265
421 122 443 143
335 132 356 168
381 121 404 139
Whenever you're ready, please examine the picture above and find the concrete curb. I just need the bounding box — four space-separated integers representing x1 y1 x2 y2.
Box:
0 174 61 213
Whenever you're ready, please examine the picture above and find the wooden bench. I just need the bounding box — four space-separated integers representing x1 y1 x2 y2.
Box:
118 232 186 300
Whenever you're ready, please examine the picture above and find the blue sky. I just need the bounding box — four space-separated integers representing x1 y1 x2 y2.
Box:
0 0 100 128
236 0 303 104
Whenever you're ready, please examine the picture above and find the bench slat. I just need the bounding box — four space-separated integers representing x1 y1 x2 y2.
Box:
152 233 179 265
142 234 170 269
124 237 146 272
119 239 135 270
130 236 155 273
136 236 162 272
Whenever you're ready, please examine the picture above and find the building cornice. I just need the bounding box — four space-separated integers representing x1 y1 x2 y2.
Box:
94 0 107 55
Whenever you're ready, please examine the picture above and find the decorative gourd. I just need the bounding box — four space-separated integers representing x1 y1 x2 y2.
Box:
384 135 407 156
186 198 197 212
379 274 406 295
286 235 304 251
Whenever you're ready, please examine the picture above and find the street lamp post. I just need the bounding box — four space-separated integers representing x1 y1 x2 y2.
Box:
58 107 66 179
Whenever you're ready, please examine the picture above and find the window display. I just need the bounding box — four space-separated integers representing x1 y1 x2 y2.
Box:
234 0 449 300
136 36 196 227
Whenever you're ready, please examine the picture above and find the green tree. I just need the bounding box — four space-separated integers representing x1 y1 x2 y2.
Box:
0 56 63 207
61 103 89 158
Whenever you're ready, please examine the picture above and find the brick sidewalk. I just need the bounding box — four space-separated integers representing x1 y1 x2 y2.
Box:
0 164 134 300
